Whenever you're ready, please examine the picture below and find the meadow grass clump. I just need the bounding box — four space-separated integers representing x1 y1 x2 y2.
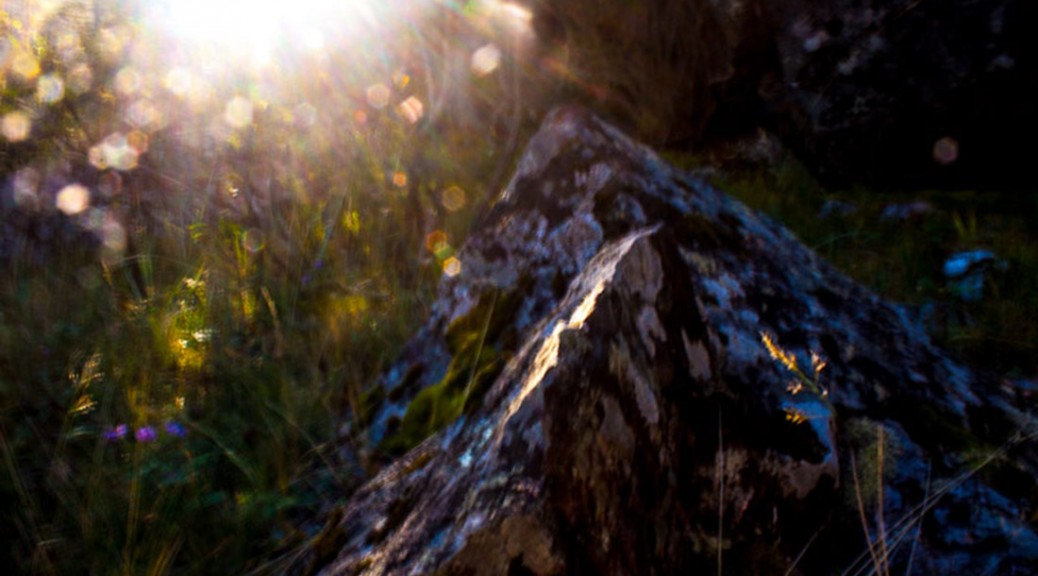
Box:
1 206 353 572
0 153 466 572
0 1 539 573
528 0 735 146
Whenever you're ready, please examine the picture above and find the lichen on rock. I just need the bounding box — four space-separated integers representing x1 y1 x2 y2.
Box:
299 107 1038 575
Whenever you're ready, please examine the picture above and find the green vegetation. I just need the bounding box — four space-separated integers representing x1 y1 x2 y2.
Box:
0 197 434 572
0 1 535 573
669 149 1038 377
378 289 515 455
1 0 1035 573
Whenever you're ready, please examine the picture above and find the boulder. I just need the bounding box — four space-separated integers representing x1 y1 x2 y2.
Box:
943 249 1008 302
294 107 1038 575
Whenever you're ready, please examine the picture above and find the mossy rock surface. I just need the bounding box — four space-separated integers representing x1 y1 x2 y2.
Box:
378 289 515 456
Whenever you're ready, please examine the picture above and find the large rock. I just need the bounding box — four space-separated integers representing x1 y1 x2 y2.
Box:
294 107 1038 575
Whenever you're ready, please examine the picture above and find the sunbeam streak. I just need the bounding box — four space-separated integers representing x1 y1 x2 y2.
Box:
144 0 379 65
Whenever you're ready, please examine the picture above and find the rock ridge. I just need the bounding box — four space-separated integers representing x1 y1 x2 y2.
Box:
303 106 1038 575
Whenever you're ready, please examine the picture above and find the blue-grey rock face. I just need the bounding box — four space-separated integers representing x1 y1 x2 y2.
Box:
943 249 1007 302
302 107 1038 576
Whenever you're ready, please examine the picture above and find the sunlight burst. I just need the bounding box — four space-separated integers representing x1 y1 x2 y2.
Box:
145 0 375 65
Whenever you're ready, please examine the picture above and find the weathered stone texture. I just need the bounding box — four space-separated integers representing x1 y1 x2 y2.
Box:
306 107 1038 575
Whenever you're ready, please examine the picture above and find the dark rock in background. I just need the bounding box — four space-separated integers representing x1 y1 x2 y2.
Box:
759 0 1038 188
296 108 1038 575
818 198 859 219
943 249 1007 302
532 0 1037 189
879 200 933 222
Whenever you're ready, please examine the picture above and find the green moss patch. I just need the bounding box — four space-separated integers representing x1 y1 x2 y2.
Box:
378 289 517 455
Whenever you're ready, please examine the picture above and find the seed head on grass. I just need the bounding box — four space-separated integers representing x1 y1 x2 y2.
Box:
811 351 827 375
761 331 830 423
785 410 809 425
761 331 799 373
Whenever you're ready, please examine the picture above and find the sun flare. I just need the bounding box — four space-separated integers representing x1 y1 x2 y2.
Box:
144 0 377 65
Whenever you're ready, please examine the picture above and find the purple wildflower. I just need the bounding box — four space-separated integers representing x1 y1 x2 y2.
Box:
135 426 157 443
164 421 187 437
103 423 128 441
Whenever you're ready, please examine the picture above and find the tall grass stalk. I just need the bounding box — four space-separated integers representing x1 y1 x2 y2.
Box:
716 407 725 576
843 427 1038 576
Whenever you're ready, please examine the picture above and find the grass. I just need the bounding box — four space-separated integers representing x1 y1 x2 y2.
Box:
0 151 487 572
724 147 1038 568
2 2 1035 574
764 314 1038 574
668 147 1038 378
841 426 1038 576
1 2 537 573
0 198 432 573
